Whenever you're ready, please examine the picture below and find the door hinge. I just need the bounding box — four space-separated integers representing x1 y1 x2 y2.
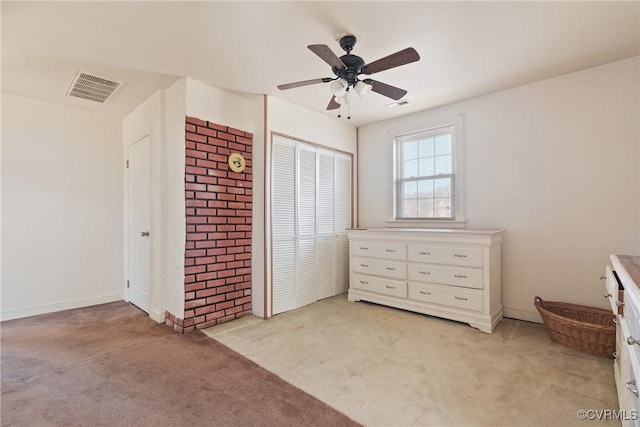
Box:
127 280 130 288
126 160 129 169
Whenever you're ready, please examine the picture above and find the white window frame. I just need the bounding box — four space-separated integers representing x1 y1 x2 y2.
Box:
388 116 465 229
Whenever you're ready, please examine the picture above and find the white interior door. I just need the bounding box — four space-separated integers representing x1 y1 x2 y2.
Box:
296 143 317 308
316 149 336 300
334 152 352 294
127 135 151 312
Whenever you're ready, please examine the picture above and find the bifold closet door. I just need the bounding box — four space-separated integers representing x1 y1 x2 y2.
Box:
271 135 352 315
271 138 296 315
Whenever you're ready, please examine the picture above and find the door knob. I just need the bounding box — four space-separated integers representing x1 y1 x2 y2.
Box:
141 231 150 237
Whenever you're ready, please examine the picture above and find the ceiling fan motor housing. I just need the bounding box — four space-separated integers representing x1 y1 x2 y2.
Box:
333 54 365 86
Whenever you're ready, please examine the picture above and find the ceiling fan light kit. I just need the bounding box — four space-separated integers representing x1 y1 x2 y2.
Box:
278 34 420 119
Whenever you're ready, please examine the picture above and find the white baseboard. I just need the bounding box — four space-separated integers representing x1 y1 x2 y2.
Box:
0 293 124 321
149 309 165 323
503 306 543 323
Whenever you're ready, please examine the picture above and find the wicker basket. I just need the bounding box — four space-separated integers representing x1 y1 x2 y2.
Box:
534 296 615 358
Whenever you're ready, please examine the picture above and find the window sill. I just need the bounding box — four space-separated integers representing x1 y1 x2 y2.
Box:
385 219 467 229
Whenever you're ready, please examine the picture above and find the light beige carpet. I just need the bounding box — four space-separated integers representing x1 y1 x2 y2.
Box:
205 294 619 426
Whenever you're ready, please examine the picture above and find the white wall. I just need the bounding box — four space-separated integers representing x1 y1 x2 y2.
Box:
186 78 254 132
163 78 187 318
1 94 123 320
122 89 165 321
254 96 358 317
357 57 640 321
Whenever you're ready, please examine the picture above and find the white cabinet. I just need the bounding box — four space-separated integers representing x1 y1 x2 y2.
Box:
608 255 640 426
348 228 504 333
271 135 352 315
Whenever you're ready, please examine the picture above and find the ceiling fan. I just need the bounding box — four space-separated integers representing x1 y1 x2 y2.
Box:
277 34 420 118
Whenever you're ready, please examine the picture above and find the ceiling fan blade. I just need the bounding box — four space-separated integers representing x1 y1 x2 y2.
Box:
327 96 340 110
363 79 407 100
278 78 332 90
308 45 346 70
361 47 420 75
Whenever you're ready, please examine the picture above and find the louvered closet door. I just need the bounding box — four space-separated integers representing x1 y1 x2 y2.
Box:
296 143 317 308
334 152 352 294
271 137 297 315
316 149 336 300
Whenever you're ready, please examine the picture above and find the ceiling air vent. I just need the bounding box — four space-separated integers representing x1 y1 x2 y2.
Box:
66 71 123 103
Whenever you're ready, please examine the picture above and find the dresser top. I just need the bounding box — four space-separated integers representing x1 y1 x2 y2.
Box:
615 255 640 290
354 228 504 236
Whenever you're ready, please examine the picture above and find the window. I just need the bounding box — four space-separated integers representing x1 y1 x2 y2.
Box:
395 125 457 220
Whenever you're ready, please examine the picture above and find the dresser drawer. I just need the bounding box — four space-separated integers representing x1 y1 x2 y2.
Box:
408 245 483 267
408 282 483 312
352 256 406 280
352 274 407 298
605 265 624 315
351 240 406 261
407 263 483 289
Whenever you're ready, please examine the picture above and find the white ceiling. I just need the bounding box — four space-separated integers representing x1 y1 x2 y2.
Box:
2 1 638 127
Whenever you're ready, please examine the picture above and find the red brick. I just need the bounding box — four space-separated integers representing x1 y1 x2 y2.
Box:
206 278 226 288
195 224 217 232
196 175 217 184
196 208 217 216
186 199 207 208
186 166 207 176
184 249 207 258
207 122 227 132
185 291 195 300
207 248 227 256
187 117 207 126
185 258 195 267
218 270 236 278
227 187 246 195
208 169 228 178
196 126 217 137
225 306 243 315
185 298 206 309
236 224 252 231
235 267 251 275
195 256 216 265
208 200 227 208
196 272 217 281
228 172 245 181
196 159 218 169
207 232 227 240
185 265 206 274
186 123 197 133
217 240 236 247
243 303 252 311
184 310 195 318
186 225 196 233
216 301 234 310
227 247 245 254
206 294 226 304
185 282 206 292
196 288 218 298
206 184 227 193
235 296 251 305
216 285 235 293
185 275 196 284
194 192 216 200
217 209 236 216
208 153 226 162
186 183 207 191
228 142 245 152
185 242 195 249
195 241 216 248
217 254 235 262
236 136 252 144
207 263 227 272
185 158 196 166
186 216 207 224
218 132 235 142
208 138 228 147
196 320 218 329
236 281 252 290
226 276 243 285
186 149 207 160
225 290 244 300
208 217 228 224
228 202 245 210
186 132 207 143
196 143 217 153
218 178 235 187
228 217 246 224
186 233 207 241
227 127 245 136
195 305 217 316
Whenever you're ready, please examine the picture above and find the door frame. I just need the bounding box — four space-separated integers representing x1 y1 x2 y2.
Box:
267 131 354 318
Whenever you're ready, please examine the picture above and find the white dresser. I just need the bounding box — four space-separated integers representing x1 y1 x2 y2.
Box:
347 228 504 333
607 255 640 425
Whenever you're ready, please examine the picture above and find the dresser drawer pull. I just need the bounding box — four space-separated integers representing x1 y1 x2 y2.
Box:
359 247 369 250
419 291 431 295
454 296 468 301
454 275 467 279
627 336 640 346
385 249 396 253
613 350 620 361
419 251 431 255
616 300 625 307
359 280 369 285
453 254 467 258
360 264 369 268
419 271 431 275
385 267 396 271
626 380 639 398
604 291 612 299
613 317 619 325
385 285 396 289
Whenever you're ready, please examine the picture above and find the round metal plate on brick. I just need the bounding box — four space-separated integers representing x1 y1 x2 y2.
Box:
228 152 246 173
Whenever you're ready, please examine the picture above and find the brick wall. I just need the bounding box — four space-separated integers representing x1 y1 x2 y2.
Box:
165 116 253 333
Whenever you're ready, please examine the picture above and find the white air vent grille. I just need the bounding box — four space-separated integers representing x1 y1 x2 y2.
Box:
66 71 123 103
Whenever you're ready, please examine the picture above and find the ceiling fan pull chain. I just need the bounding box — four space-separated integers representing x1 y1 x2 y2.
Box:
347 92 351 120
